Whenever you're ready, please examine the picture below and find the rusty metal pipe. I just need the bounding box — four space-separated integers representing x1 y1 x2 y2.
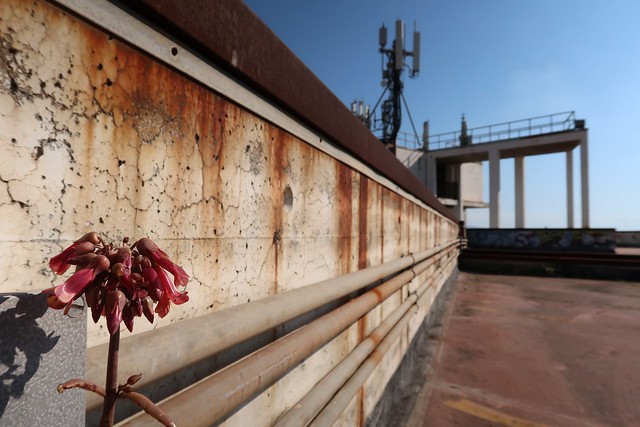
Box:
87 241 457 410
273 263 443 427
120 247 458 426
309 256 458 427
309 307 418 427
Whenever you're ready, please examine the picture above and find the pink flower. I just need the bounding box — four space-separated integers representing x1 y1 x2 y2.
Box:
112 262 133 291
49 232 101 274
43 255 110 312
153 266 189 318
45 233 190 334
134 238 189 286
140 257 163 301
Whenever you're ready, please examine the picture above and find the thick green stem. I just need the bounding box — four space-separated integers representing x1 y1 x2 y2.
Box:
99 328 120 427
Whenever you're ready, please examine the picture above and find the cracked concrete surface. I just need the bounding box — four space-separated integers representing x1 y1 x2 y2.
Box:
1 1 459 425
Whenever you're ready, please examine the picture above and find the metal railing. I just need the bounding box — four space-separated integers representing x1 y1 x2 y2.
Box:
396 111 578 151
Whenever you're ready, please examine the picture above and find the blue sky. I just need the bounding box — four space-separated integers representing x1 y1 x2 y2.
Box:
243 1 640 230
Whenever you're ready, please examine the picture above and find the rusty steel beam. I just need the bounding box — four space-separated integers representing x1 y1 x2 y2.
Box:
109 0 457 223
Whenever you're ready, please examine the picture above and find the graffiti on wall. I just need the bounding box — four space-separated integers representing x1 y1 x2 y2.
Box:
467 229 616 253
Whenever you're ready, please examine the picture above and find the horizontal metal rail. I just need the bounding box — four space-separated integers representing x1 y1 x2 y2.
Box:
119 245 459 426
275 254 457 427
87 241 459 411
309 255 457 427
396 111 577 151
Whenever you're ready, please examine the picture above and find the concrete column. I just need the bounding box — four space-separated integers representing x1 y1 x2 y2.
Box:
455 164 464 221
420 155 428 185
515 156 525 228
489 149 500 228
566 150 574 228
426 155 437 194
581 135 590 228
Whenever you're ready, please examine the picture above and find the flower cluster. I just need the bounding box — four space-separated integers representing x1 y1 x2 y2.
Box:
43 232 189 335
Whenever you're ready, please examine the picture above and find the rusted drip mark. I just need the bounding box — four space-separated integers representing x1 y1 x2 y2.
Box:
357 317 367 343
406 200 411 253
273 228 281 292
337 163 353 274
270 126 288 294
358 387 365 427
380 187 384 263
358 175 369 270
372 286 386 303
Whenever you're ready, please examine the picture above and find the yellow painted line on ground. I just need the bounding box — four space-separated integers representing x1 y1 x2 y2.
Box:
444 398 549 427
467 305 568 323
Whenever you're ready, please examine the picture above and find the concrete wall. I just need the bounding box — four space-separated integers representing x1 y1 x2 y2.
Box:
461 162 484 204
0 1 459 425
397 147 428 185
616 231 640 247
397 147 484 205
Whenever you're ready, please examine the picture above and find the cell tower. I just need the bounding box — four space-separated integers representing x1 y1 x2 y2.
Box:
376 20 420 154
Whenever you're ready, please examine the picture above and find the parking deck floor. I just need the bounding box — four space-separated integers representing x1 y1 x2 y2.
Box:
407 273 640 427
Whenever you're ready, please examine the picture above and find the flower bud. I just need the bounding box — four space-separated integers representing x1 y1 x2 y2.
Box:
141 296 155 323
105 289 127 335
127 373 143 385
68 252 98 268
113 247 132 267
73 241 97 256
85 284 100 308
131 297 143 317
123 303 135 333
76 231 102 245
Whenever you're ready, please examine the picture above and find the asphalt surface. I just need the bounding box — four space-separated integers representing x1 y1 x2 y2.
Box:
407 272 640 427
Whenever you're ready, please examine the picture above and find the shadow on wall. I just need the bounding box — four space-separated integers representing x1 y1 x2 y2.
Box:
0 293 86 425
0 294 59 415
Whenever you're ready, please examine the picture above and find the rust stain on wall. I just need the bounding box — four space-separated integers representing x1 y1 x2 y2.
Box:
269 125 291 293
380 186 385 263
358 175 369 270
358 387 366 427
337 162 353 274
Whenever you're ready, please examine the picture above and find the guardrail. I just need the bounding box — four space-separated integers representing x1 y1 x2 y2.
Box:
397 111 578 151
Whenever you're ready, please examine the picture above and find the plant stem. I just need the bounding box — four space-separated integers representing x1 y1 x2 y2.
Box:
99 328 120 427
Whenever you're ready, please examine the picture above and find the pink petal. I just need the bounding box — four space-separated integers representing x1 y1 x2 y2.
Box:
169 263 190 287
53 269 95 304
49 245 76 275
153 267 189 318
135 238 189 286
155 292 171 318
142 266 162 301
155 266 188 304
46 293 67 310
